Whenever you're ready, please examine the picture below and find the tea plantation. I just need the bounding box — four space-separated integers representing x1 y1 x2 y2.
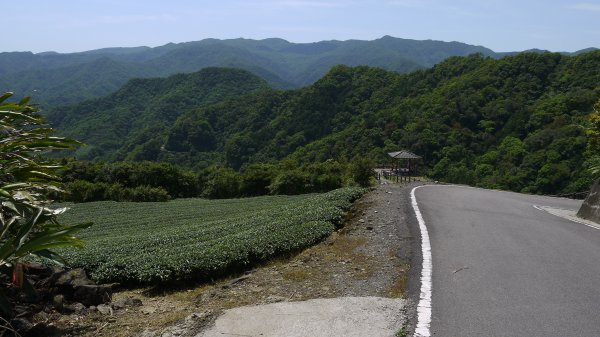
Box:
57 187 365 284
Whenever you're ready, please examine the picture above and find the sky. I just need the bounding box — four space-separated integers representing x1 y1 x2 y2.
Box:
5 0 600 53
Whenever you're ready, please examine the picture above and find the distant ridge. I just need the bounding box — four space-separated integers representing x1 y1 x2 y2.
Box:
1 36 595 108
0 36 561 108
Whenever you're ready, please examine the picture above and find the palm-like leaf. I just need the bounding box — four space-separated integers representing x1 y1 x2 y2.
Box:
0 92 90 315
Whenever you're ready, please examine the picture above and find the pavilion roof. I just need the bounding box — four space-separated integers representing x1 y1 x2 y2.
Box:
387 150 422 159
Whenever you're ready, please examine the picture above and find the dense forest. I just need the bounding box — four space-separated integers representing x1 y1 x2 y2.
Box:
50 51 600 195
2 36 576 108
48 67 269 162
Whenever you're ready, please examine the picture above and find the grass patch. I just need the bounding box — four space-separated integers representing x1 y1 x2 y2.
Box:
57 187 365 284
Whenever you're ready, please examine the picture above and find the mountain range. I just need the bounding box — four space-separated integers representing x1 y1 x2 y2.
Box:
47 50 600 195
3 36 595 108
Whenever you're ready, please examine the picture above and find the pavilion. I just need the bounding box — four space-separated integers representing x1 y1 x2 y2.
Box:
387 150 422 176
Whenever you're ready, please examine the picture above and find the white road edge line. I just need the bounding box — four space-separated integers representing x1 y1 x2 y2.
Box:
411 186 432 337
533 205 600 231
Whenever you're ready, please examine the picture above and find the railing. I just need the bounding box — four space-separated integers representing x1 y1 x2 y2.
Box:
375 168 421 183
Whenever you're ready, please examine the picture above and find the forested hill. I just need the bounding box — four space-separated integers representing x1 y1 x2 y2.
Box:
47 67 269 161
2 36 501 108
51 51 600 195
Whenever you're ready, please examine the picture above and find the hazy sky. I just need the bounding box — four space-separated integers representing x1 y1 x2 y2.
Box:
5 0 600 53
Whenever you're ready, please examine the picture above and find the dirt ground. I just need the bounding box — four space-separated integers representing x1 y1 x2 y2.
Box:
51 183 414 337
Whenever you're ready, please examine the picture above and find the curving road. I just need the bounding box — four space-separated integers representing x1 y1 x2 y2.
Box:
413 185 600 337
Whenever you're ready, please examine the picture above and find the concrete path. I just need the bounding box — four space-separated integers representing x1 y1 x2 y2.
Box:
195 297 406 337
414 185 600 337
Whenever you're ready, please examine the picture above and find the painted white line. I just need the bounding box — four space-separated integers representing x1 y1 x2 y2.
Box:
533 205 600 231
411 186 432 337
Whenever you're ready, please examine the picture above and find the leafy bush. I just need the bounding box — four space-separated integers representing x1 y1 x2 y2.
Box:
240 164 278 196
348 156 375 187
269 170 311 195
57 187 365 284
61 160 199 201
0 92 88 316
202 166 242 199
67 180 170 202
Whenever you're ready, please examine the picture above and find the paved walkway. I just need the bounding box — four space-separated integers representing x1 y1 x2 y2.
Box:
195 297 406 337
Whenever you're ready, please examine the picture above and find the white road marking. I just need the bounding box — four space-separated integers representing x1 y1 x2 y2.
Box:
533 205 600 231
411 186 432 337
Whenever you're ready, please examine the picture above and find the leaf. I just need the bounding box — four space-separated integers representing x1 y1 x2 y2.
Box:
17 222 91 254
16 207 43 248
0 92 13 104
32 249 66 266
18 96 31 106
0 110 38 122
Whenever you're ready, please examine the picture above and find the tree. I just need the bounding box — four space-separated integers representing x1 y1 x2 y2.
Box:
0 92 89 316
587 100 600 177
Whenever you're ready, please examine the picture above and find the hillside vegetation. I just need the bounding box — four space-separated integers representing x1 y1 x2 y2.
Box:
52 51 600 195
48 67 269 161
1 36 505 107
57 187 365 284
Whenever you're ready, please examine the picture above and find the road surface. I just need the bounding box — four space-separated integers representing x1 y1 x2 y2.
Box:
413 185 600 337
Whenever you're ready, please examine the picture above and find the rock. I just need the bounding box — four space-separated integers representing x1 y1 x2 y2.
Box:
265 295 287 303
141 306 157 315
96 303 113 315
53 268 93 288
198 291 215 302
32 310 50 322
24 263 53 277
111 297 140 310
10 317 33 333
27 322 61 337
52 294 64 311
125 297 143 307
139 329 157 337
147 312 215 337
366 226 374 230
63 302 86 315
111 299 126 310
73 284 112 306
358 219 365 223
13 304 30 317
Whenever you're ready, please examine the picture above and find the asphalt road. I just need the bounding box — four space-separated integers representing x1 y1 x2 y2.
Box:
414 185 600 337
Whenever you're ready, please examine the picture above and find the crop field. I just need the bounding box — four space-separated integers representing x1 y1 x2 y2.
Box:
57 187 365 284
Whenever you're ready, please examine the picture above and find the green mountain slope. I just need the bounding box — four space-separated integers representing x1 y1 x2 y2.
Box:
1 57 152 107
1 36 502 108
51 50 600 195
47 67 269 161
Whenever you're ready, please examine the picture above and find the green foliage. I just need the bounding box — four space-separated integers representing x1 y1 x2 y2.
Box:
66 180 170 203
268 170 311 195
240 164 278 196
587 100 600 177
201 166 242 199
51 50 600 195
47 68 269 162
61 160 199 201
57 187 365 284
1 37 504 108
348 157 375 187
0 92 88 315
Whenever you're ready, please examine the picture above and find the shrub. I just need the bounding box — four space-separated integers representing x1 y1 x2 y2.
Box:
240 164 278 196
202 167 242 199
348 156 374 187
269 170 311 195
